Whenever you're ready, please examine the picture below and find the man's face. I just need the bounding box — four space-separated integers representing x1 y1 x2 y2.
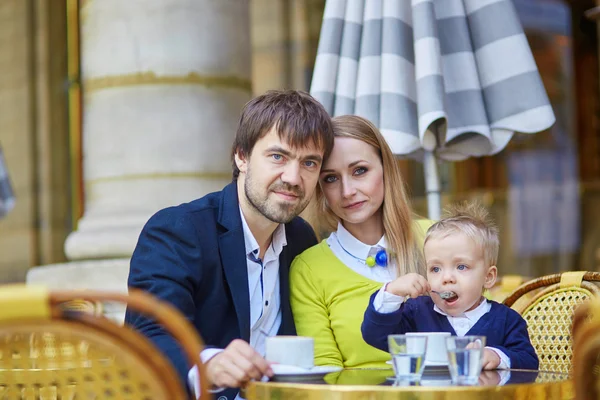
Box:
235 126 324 223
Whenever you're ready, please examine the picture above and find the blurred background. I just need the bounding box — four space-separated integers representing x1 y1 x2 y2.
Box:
0 0 598 291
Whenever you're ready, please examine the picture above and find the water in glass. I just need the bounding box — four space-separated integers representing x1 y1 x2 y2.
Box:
392 353 426 381
447 347 483 385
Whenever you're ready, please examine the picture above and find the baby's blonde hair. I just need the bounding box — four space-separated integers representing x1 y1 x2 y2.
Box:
424 202 499 266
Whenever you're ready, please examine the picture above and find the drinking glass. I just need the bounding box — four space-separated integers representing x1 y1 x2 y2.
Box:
445 335 486 385
388 334 427 381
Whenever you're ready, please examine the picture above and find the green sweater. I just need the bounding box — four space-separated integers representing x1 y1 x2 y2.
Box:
290 240 391 368
290 220 432 369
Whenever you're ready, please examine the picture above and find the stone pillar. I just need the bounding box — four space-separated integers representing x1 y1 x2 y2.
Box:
65 0 252 260
27 0 251 319
0 0 38 281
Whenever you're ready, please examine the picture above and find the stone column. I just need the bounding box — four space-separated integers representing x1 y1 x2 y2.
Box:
27 0 251 318
65 0 251 259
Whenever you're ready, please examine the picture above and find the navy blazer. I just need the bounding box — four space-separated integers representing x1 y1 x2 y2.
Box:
125 182 317 400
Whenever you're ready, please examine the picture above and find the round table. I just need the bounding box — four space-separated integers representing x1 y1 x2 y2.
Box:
244 368 572 400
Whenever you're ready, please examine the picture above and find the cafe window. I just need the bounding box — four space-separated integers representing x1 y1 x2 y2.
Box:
250 0 600 276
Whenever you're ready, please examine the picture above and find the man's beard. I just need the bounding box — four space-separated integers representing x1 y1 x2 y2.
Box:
244 167 309 224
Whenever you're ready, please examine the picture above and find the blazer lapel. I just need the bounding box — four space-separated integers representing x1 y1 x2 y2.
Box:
218 182 251 342
277 246 296 335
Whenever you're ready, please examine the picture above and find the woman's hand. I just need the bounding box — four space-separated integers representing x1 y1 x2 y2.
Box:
385 273 430 298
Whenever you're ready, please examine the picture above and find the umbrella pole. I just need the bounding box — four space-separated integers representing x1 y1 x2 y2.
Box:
424 151 441 221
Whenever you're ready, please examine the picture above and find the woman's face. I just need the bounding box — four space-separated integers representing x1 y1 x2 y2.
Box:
320 137 385 230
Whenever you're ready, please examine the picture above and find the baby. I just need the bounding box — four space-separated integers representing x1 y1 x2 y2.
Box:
361 202 538 370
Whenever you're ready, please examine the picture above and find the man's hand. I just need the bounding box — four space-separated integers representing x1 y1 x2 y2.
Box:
205 339 273 388
481 348 501 370
385 273 430 298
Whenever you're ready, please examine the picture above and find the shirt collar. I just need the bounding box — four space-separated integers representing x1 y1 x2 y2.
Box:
271 223 287 256
433 297 490 320
335 221 387 261
239 207 287 258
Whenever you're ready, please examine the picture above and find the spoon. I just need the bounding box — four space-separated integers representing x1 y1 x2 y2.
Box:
431 290 457 300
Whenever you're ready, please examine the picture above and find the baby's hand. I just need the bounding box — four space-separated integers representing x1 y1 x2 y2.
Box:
478 370 501 386
385 273 430 298
481 348 501 370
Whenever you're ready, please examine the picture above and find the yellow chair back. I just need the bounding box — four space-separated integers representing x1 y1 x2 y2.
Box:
503 271 600 373
0 285 209 399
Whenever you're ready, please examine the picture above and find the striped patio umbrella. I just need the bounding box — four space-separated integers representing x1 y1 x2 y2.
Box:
310 0 555 219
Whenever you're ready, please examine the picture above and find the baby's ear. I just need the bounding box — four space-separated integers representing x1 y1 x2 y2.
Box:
484 266 498 289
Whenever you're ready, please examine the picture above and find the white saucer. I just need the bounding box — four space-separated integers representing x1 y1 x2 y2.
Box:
425 360 448 367
270 365 343 382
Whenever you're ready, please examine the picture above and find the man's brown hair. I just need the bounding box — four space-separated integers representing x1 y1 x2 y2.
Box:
231 90 334 178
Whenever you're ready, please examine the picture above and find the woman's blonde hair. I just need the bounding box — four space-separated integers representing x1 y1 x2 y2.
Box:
317 115 425 276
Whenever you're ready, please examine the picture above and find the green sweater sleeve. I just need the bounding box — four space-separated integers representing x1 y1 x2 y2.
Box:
290 255 344 367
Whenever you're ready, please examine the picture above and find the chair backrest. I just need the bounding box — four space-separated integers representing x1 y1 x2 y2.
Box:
573 298 600 400
503 271 600 373
0 285 209 399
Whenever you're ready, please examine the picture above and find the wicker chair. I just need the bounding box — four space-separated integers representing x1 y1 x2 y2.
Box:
572 298 600 400
0 285 209 399
503 271 600 373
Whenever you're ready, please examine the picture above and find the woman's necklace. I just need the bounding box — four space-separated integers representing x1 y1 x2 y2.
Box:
334 234 390 267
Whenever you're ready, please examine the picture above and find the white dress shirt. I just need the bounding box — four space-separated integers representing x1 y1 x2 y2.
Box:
189 207 286 398
327 222 426 316
326 222 396 283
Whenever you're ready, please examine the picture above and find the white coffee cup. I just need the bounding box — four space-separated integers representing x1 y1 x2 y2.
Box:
407 332 450 364
265 336 314 369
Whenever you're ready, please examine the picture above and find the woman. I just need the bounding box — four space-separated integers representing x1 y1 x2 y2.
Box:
290 115 431 369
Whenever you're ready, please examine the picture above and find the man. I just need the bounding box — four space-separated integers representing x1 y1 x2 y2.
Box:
125 90 334 400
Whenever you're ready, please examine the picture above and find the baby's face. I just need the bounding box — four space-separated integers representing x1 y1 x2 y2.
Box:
425 232 497 317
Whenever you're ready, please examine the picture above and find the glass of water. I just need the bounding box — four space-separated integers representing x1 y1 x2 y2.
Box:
445 335 486 385
388 334 427 381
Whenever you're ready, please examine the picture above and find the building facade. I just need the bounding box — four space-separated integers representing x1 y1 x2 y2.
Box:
0 0 599 310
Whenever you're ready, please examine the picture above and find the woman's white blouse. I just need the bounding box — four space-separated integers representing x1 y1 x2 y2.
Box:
326 222 396 283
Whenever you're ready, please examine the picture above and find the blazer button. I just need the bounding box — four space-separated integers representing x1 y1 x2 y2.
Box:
217 396 227 400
